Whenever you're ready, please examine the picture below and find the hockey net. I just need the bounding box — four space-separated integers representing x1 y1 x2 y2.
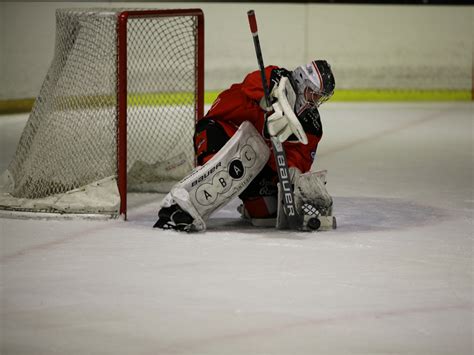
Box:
0 8 204 217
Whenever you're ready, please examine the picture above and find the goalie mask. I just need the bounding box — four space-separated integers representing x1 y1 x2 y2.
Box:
292 60 335 107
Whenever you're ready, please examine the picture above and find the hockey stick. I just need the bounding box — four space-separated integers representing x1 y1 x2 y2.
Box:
247 10 302 230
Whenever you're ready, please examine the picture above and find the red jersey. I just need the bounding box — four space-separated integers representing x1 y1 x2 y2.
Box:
203 66 322 173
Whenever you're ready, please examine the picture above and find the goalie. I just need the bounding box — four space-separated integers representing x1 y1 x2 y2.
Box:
154 60 336 232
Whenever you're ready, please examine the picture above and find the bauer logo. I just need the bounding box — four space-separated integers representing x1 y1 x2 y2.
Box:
191 162 222 187
228 159 245 180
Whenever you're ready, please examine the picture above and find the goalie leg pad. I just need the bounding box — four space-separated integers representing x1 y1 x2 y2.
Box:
156 121 271 232
277 170 336 231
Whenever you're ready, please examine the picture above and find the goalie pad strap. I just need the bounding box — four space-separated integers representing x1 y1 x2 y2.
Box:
165 121 271 231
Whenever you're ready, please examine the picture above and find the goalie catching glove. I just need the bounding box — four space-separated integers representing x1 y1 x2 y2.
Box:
265 77 308 145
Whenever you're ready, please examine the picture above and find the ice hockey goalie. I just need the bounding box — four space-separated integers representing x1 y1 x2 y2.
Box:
154 60 337 232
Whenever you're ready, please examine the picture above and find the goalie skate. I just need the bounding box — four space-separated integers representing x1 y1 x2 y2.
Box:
153 203 194 232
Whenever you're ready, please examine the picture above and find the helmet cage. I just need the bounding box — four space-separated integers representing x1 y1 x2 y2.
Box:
304 86 333 108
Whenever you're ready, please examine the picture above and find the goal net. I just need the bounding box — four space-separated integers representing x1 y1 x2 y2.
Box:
0 8 204 217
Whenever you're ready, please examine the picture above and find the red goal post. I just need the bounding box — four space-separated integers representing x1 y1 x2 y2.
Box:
117 9 205 218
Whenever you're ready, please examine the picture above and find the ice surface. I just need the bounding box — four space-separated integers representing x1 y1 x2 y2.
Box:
1 103 473 355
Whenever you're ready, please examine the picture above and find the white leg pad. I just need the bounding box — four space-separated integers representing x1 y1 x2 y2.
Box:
160 121 271 231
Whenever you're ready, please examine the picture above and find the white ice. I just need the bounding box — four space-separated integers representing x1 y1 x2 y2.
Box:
1 102 473 355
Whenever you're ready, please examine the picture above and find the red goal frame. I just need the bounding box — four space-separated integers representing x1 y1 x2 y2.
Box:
116 9 204 219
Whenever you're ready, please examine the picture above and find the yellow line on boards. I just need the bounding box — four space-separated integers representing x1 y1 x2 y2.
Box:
0 90 471 115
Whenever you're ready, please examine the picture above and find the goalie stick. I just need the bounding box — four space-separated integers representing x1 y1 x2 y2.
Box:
247 10 302 230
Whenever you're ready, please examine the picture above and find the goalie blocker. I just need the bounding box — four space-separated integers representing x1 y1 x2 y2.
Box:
154 121 336 232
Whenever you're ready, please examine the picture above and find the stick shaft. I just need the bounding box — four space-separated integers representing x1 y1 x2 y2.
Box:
247 10 301 229
247 10 271 107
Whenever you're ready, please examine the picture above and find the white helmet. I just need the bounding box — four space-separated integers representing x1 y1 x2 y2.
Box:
291 60 335 107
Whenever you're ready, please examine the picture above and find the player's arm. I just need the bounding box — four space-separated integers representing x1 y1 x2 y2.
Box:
240 66 291 104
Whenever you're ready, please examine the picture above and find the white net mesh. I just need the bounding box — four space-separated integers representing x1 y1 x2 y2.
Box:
0 9 202 215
